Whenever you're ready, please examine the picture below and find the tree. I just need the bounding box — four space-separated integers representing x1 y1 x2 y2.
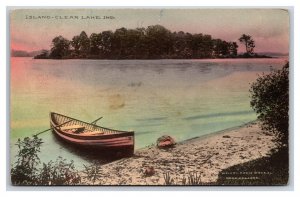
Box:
34 50 49 59
201 35 214 58
44 25 250 59
229 42 238 56
145 25 173 58
78 31 90 56
124 29 144 58
172 31 192 58
49 36 71 59
99 30 114 58
239 34 255 55
213 39 232 57
113 27 128 58
89 33 102 55
250 62 289 146
71 35 81 55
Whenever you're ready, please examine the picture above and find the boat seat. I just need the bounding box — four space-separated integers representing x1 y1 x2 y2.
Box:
61 125 85 134
81 131 104 136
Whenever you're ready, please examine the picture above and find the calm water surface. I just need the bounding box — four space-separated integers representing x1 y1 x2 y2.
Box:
10 57 288 167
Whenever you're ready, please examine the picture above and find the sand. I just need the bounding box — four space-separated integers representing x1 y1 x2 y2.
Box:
81 122 277 185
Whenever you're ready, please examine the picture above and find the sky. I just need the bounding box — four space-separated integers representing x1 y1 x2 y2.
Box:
10 9 290 54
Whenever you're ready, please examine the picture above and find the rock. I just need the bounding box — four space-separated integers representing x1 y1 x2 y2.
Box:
239 155 246 159
144 166 155 176
222 135 231 138
156 135 176 149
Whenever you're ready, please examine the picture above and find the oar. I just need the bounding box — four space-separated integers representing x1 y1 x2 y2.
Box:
33 120 73 137
91 117 103 125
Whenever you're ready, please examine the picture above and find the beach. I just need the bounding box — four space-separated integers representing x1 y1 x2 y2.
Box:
81 122 277 185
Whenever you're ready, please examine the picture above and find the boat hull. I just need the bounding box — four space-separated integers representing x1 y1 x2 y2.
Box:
50 112 134 155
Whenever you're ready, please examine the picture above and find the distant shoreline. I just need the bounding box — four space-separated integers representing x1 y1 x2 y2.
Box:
33 53 273 60
178 120 257 145
11 55 276 60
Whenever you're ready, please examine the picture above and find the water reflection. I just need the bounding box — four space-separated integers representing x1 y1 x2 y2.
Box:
136 116 168 121
11 57 288 165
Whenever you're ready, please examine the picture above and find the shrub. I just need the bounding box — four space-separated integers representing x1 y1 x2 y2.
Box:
82 163 103 185
11 136 81 185
11 136 43 185
38 157 81 185
249 62 289 146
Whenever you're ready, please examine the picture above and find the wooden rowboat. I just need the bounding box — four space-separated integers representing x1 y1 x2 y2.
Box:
50 112 134 154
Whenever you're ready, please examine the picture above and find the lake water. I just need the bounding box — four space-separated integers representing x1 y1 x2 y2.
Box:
10 57 288 167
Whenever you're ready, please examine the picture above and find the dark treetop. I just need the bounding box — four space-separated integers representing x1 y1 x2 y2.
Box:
34 25 270 59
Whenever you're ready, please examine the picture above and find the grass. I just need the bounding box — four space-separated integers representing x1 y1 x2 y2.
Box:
187 172 202 185
163 171 202 185
163 172 174 185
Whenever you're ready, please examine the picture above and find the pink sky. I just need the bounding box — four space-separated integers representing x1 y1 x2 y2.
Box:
10 9 290 53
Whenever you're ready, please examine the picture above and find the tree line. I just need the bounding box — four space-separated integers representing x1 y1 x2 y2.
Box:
35 25 260 59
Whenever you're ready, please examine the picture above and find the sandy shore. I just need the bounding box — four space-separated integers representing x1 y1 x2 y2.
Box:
82 122 277 185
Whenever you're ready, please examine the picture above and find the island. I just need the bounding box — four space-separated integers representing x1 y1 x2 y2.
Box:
31 25 272 60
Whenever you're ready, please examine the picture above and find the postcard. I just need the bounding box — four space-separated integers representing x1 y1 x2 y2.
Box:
9 8 290 186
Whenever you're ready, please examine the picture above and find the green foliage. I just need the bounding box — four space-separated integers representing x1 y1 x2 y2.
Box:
38 157 81 185
212 39 238 58
11 136 43 185
34 50 49 59
11 136 81 185
49 35 71 59
78 31 90 56
145 25 173 58
41 25 243 59
70 31 90 57
71 35 81 55
89 33 102 55
229 42 238 56
82 163 103 185
250 62 289 146
239 34 255 55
